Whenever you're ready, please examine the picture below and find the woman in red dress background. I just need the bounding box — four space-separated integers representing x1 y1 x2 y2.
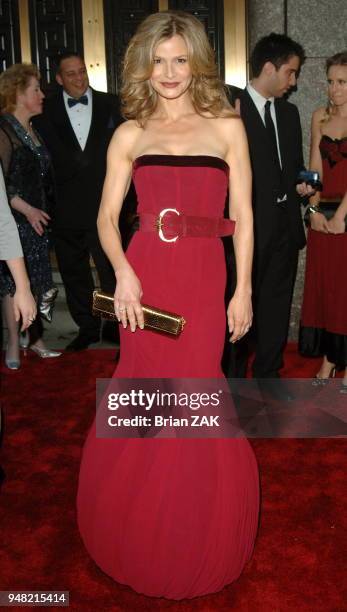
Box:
77 11 259 599
300 51 347 392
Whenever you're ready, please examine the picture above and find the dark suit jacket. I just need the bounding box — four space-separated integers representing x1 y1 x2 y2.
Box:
225 84 243 107
239 89 306 253
34 88 122 229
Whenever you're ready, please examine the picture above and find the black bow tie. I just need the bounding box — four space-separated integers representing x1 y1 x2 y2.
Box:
67 95 88 108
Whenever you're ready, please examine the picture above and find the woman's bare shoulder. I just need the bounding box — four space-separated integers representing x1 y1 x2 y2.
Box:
112 119 141 140
108 120 142 157
312 106 326 121
213 113 245 139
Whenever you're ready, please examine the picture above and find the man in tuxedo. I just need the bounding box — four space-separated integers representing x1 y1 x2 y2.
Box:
35 53 122 351
227 34 311 394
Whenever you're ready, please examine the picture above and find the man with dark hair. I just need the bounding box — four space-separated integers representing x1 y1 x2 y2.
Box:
250 33 305 77
226 33 312 395
35 54 122 351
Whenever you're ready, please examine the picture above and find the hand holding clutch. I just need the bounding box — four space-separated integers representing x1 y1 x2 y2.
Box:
92 291 186 336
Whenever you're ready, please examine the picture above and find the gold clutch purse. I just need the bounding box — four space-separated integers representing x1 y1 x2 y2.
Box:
92 291 186 336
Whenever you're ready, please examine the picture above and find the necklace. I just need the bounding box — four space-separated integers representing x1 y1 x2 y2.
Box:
23 122 40 146
23 122 33 137
11 112 37 143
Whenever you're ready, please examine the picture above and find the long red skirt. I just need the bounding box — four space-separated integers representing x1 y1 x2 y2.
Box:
301 228 347 335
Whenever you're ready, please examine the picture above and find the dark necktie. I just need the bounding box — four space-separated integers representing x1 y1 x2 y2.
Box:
68 95 88 108
264 100 281 170
264 100 286 199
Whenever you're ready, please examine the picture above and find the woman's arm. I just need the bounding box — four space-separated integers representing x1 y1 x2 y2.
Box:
10 195 51 236
308 108 329 233
5 258 37 330
328 190 347 234
225 117 254 343
97 122 144 331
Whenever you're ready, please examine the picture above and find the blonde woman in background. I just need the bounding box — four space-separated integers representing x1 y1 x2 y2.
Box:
300 51 347 392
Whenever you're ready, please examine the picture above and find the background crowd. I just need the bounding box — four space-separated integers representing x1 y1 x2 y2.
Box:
0 30 346 392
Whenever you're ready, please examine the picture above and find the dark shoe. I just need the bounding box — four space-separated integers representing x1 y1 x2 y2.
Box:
65 333 100 352
258 379 295 403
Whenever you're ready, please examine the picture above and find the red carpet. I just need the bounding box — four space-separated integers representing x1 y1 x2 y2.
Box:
0 345 346 611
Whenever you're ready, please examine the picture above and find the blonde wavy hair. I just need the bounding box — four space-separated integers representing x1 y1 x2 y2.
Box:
321 51 347 123
0 63 40 114
121 10 234 125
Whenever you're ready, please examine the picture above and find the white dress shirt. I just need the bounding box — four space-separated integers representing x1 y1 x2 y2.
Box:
247 83 287 202
63 87 92 151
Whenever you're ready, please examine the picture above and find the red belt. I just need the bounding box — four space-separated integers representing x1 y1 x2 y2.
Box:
138 208 235 243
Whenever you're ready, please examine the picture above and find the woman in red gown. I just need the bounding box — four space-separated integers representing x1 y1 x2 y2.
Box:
300 51 347 391
77 11 259 599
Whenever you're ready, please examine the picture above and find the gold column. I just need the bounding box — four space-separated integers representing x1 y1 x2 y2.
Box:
158 0 169 10
18 0 31 63
82 0 108 92
224 0 247 87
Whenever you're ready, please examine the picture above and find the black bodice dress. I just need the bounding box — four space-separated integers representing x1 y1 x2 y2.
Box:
0 114 54 299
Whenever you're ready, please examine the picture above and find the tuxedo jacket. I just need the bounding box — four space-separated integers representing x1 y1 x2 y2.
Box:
239 89 306 252
34 89 122 229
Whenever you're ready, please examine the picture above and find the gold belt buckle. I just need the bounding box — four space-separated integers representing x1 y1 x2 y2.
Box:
156 208 180 243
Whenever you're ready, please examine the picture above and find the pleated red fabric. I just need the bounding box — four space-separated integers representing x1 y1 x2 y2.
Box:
77 156 259 600
301 228 347 335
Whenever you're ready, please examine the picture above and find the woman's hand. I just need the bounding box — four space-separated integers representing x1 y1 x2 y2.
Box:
227 290 253 343
310 212 329 233
327 215 346 234
296 182 316 197
26 205 51 236
114 267 144 332
13 287 37 331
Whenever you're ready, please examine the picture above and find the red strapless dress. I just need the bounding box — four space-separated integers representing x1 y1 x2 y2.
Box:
77 156 259 600
300 137 347 366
